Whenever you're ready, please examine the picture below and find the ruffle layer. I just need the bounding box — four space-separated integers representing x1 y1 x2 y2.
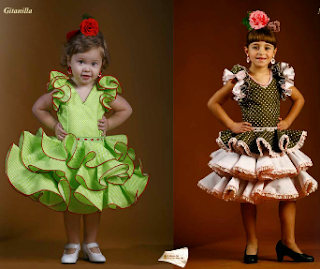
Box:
208 149 312 181
270 62 295 100
222 68 247 102
217 129 307 158
198 170 317 204
46 71 71 112
97 75 122 112
5 128 149 214
46 70 122 112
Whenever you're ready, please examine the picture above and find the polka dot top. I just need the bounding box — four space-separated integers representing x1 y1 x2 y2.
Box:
217 63 304 157
231 64 284 127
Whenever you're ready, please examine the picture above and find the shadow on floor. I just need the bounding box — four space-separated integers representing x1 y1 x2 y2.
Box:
0 239 172 266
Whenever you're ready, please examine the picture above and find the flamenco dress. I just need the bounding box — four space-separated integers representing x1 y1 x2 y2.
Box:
198 63 317 203
5 70 149 214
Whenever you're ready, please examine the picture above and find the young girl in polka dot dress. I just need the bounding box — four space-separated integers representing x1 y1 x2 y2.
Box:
5 14 149 264
197 10 317 263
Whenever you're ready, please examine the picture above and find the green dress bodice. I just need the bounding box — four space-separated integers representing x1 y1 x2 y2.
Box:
57 82 105 137
47 71 120 138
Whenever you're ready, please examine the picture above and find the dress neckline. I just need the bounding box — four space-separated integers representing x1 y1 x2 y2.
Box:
244 67 273 88
67 79 97 104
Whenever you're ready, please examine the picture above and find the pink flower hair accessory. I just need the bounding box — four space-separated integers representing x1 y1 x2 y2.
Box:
242 10 280 32
249 10 270 29
267 20 280 33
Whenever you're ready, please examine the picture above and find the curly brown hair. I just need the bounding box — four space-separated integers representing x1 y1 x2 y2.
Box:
60 31 110 70
246 28 277 48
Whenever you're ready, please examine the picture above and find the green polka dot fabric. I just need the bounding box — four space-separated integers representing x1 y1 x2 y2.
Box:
5 70 149 214
217 64 305 157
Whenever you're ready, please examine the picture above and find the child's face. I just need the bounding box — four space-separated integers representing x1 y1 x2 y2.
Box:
245 41 277 67
67 47 103 86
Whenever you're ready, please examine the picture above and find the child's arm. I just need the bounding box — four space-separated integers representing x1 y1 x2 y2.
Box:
32 91 67 140
277 86 305 130
98 95 133 135
207 80 254 134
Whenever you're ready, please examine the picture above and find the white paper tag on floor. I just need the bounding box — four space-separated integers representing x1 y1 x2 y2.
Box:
158 247 188 267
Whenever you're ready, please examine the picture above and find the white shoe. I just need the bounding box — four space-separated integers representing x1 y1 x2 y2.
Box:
82 242 106 263
61 243 81 264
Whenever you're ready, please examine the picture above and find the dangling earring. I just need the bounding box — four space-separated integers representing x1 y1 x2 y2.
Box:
271 56 276 64
67 66 72 75
246 55 250 63
98 70 102 78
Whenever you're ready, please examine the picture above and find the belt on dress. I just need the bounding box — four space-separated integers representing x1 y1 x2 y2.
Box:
252 127 277 132
76 136 105 142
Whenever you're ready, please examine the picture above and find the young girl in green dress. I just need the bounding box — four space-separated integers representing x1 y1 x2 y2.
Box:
5 14 149 264
198 10 317 263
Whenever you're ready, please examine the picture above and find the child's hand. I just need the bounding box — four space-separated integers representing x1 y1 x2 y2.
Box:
55 122 67 141
98 116 109 135
230 122 254 134
277 117 290 130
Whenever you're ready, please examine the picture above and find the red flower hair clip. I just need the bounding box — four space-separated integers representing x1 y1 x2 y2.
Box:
66 13 99 41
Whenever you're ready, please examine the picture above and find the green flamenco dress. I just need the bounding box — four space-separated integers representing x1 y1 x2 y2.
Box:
5 70 149 214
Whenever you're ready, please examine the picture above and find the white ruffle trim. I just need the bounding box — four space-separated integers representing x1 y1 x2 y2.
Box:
208 148 312 181
280 62 295 98
198 170 317 204
222 68 246 101
222 62 295 101
216 131 307 158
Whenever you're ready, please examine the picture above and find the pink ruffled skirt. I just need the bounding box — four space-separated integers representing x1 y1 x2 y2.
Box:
197 149 317 204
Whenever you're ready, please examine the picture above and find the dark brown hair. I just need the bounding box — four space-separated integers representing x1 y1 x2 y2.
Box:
246 27 277 48
60 31 110 70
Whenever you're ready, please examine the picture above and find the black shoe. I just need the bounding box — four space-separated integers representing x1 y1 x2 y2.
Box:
276 240 314 262
244 246 258 264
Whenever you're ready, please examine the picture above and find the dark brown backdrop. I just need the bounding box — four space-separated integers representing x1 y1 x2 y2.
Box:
0 0 173 267
174 0 320 248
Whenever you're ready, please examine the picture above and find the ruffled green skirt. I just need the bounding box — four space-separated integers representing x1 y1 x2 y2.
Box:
5 128 149 214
